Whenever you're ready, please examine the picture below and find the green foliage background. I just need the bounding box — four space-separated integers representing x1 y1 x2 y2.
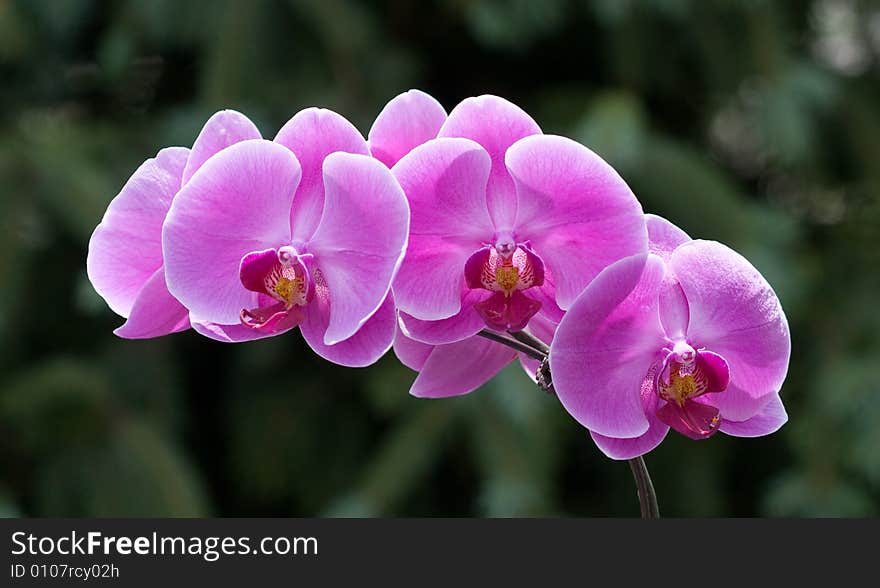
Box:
1 0 878 517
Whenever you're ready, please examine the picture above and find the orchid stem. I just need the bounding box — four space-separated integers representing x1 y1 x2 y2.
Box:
628 456 660 519
507 329 550 355
476 329 547 361
477 327 662 519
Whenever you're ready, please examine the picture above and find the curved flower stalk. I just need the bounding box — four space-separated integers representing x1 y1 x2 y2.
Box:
372 92 647 397
550 215 791 459
87 110 262 339
162 108 410 367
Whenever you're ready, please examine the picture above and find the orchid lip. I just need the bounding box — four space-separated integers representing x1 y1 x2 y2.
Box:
238 246 313 332
653 344 731 440
464 242 545 331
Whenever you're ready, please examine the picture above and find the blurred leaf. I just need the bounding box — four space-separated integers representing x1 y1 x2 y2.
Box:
0 1 32 63
101 340 188 435
764 470 875 517
18 0 96 45
34 418 208 516
0 358 112 455
225 338 376 513
0 488 21 518
364 357 422 416
464 0 567 50
632 135 753 245
323 401 456 516
17 112 122 241
471 366 562 516
573 90 648 171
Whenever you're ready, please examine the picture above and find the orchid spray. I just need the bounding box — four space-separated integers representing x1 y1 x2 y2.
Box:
87 91 791 518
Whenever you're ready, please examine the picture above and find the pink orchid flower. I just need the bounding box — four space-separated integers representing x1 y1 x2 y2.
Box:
389 94 647 344
87 110 264 339
550 214 791 459
161 108 410 367
375 90 555 397
370 92 646 396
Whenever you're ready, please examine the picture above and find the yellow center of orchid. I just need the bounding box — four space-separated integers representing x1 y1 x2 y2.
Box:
495 265 520 295
272 274 306 308
664 370 696 406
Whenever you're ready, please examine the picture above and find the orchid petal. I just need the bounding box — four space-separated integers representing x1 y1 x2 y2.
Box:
88 147 189 317
113 268 190 339
190 317 295 343
392 325 433 371
398 289 488 345
163 140 299 324
182 110 261 184
410 336 516 398
274 108 370 242
507 134 647 309
438 95 540 229
300 292 396 367
706 381 777 422
720 393 788 437
646 213 691 262
306 152 409 345
550 254 667 438
591 393 670 460
658 279 690 340
671 240 791 400
368 89 447 168
391 137 494 320
528 277 565 324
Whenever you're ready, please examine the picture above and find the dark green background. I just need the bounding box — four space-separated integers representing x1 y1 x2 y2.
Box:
1 0 878 517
